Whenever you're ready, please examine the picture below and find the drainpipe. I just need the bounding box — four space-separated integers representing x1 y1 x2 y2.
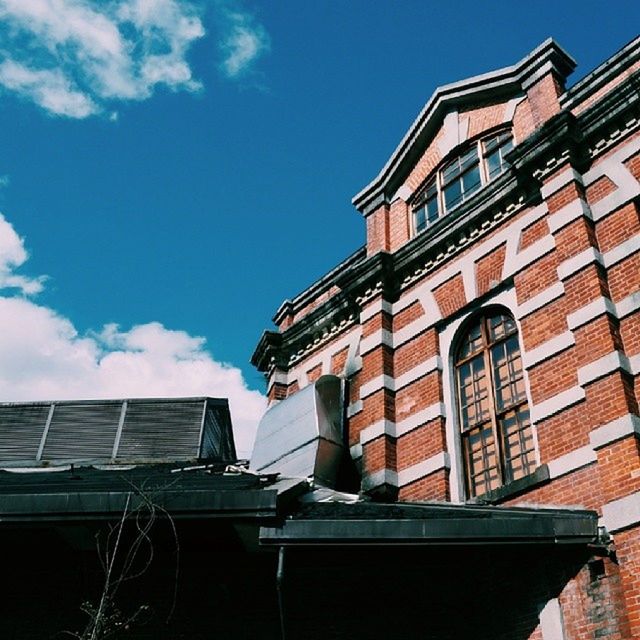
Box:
276 546 287 640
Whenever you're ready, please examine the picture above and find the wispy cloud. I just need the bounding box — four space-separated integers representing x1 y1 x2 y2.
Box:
0 213 266 457
0 0 206 118
218 7 270 79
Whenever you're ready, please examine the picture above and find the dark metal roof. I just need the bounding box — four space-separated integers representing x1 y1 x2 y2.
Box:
0 397 236 466
260 501 599 546
0 463 307 522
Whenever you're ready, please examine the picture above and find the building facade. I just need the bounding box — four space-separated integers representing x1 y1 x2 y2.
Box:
253 36 640 639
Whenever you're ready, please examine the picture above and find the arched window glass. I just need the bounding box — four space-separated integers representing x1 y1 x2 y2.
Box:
455 309 535 498
412 129 513 235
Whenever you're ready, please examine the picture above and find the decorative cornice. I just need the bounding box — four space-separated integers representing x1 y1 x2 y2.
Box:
272 246 366 326
560 35 640 111
393 170 531 288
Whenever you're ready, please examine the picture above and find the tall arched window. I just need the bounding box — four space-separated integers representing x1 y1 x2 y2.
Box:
455 309 535 498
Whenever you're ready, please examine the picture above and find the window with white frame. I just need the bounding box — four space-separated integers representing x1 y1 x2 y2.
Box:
413 130 513 235
454 308 535 498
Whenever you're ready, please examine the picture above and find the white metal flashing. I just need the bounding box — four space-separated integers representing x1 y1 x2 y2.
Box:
522 331 575 369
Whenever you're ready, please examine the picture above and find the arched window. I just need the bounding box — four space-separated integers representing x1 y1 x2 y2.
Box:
413 129 513 235
455 309 535 498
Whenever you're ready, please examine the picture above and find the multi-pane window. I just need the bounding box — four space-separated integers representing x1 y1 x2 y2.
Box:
483 131 513 180
412 130 513 235
455 310 536 498
442 145 482 210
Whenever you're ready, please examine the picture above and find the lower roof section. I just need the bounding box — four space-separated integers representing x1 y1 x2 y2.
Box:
0 463 307 522
260 501 599 546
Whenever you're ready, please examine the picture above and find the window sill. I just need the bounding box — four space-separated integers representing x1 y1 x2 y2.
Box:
467 464 550 505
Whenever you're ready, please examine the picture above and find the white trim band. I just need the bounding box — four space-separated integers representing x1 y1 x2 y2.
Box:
602 235 640 269
616 292 640 319
547 445 596 479
397 452 451 487
361 452 451 490
577 351 631 387
516 282 564 319
602 490 640 534
522 331 574 369
567 297 616 330
548 198 592 234
531 386 585 423
359 357 442 398
590 414 640 449
359 329 393 355
557 247 603 280
540 167 583 199
360 299 393 323
359 403 447 444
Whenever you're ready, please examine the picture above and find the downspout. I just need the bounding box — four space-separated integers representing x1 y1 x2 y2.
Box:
276 546 287 640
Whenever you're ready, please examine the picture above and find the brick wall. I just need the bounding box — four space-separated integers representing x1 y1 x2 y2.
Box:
257 37 640 640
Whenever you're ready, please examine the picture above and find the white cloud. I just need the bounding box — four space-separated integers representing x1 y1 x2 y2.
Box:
219 9 270 78
0 0 205 118
0 213 266 457
0 213 46 294
0 60 99 118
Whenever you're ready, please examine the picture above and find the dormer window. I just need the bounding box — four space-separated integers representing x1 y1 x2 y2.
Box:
412 130 513 235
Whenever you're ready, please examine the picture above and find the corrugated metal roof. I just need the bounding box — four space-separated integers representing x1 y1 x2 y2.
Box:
0 397 236 466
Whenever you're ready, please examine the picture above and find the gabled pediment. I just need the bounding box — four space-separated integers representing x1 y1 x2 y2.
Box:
353 39 576 215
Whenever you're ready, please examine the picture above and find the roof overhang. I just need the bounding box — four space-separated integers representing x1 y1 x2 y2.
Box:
352 38 576 215
260 501 598 546
0 466 308 523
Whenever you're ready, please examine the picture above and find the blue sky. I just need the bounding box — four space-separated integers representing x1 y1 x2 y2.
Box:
0 0 638 455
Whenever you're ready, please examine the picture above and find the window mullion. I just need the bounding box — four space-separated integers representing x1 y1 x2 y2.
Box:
482 318 505 488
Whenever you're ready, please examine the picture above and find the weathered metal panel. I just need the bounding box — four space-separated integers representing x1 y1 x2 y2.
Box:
41 401 122 461
0 404 49 460
117 399 205 460
0 397 237 465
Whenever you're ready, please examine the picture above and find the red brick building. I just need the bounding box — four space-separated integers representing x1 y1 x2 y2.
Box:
253 36 640 638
